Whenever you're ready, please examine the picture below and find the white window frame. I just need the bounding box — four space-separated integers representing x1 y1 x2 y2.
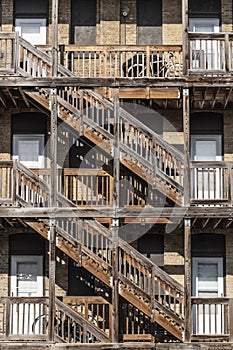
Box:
11 255 43 297
15 18 47 45
189 18 220 33
12 134 45 168
191 134 222 161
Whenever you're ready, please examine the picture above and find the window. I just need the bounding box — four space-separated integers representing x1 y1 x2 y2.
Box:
13 134 44 168
15 18 46 45
189 18 219 33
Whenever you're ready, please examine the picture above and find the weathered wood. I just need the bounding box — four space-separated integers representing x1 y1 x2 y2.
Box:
183 88 190 206
229 298 233 342
111 89 120 343
48 224 56 342
184 218 191 342
99 87 180 99
182 0 188 75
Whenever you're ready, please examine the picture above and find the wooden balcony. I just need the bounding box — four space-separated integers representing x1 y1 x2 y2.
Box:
191 297 233 342
0 296 111 343
1 161 233 208
0 32 233 79
0 296 232 344
190 161 233 206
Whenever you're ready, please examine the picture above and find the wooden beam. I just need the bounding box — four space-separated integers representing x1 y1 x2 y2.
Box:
3 206 233 218
202 218 210 229
183 88 190 206
212 218 222 229
124 217 171 224
184 218 192 342
99 87 180 99
48 0 58 341
182 0 189 75
112 88 120 343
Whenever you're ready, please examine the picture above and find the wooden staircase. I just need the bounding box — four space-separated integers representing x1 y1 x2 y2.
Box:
11 161 185 341
6 37 186 341
15 36 184 206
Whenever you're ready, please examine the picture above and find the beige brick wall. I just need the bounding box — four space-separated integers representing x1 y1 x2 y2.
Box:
225 229 233 296
45 243 68 297
97 0 120 44
222 0 232 32
164 228 184 286
1 0 232 45
162 0 182 44
224 110 233 161
0 230 9 297
0 111 11 160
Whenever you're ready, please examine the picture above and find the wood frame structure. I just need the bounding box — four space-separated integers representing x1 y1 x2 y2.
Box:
0 0 233 349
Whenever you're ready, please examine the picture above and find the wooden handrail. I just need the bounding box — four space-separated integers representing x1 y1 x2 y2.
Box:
55 298 110 343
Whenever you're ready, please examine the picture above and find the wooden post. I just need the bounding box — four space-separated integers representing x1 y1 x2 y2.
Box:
111 88 120 342
52 0 58 78
14 31 19 74
228 163 232 206
229 298 233 342
48 0 58 342
152 135 157 189
182 0 189 75
48 221 56 342
184 218 192 342
5 299 10 340
225 33 230 74
183 88 190 206
12 160 17 206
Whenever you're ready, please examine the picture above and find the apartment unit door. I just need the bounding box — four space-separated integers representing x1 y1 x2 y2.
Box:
189 18 219 70
10 255 43 334
191 135 222 200
192 257 224 335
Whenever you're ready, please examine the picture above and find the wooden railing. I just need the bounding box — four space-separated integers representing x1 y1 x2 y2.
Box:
190 161 233 206
191 297 233 341
0 296 109 343
62 296 112 339
0 297 49 340
189 32 233 75
119 302 153 341
0 161 15 205
0 33 16 73
32 168 114 206
118 238 184 329
37 44 182 78
55 298 110 343
2 32 233 77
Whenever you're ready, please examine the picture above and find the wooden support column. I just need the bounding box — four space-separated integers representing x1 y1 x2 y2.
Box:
48 221 56 342
48 0 58 342
182 0 189 75
184 218 192 342
183 88 190 206
111 88 120 343
229 298 233 342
